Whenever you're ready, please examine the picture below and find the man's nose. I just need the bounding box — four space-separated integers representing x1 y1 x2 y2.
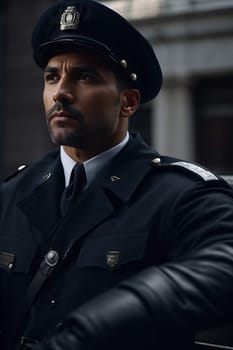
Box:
52 79 74 105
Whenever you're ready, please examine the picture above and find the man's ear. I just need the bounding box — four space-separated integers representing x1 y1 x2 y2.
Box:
120 89 141 118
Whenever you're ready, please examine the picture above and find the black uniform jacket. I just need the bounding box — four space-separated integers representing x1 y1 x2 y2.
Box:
1 134 233 350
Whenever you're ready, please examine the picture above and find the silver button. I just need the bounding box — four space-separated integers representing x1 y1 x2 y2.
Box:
130 73 137 81
8 263 14 270
120 59 127 69
45 250 59 267
152 157 161 164
18 165 26 171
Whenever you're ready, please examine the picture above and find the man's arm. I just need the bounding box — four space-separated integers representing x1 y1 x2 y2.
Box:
33 182 233 350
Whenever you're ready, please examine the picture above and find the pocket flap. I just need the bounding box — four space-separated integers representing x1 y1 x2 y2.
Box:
77 232 148 270
0 236 37 273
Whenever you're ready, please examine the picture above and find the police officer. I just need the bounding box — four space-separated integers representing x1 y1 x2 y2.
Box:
1 1 233 349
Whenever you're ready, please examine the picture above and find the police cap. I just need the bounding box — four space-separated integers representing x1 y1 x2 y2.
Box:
31 0 163 104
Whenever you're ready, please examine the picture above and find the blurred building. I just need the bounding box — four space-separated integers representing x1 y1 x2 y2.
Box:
1 0 233 178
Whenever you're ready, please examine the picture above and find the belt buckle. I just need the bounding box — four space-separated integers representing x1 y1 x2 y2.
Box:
17 336 38 349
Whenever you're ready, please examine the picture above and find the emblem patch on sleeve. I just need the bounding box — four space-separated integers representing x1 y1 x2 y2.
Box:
172 161 218 181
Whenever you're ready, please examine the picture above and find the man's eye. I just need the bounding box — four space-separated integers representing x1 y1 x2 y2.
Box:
44 74 59 83
79 72 97 82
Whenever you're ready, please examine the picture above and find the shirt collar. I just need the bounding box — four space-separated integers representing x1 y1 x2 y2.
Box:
60 132 129 187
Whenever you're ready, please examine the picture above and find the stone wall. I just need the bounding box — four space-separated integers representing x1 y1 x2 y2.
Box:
3 0 56 178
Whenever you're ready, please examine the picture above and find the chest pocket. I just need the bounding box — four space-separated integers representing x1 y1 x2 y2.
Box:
0 236 37 273
77 232 148 270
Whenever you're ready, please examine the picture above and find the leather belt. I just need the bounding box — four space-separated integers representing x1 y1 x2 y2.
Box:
12 252 59 347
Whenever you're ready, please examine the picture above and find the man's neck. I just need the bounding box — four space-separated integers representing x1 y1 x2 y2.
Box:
63 133 129 163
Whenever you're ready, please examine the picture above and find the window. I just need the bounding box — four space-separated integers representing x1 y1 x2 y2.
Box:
194 75 233 174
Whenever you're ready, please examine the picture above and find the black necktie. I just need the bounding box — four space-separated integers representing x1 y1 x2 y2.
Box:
60 163 86 216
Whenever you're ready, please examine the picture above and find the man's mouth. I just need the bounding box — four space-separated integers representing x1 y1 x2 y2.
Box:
51 111 76 121
48 104 83 123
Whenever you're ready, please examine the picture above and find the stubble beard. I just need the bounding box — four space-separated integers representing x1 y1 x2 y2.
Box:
46 96 121 149
48 118 119 150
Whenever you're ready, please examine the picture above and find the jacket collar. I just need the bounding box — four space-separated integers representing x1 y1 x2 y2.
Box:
17 152 64 241
50 134 159 256
18 134 159 256
95 133 159 202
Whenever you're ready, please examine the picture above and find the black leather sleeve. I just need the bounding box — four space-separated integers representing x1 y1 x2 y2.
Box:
33 182 233 350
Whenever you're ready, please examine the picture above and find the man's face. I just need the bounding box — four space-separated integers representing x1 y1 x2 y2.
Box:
43 51 129 154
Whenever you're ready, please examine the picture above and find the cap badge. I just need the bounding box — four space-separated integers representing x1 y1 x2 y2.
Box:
60 6 80 31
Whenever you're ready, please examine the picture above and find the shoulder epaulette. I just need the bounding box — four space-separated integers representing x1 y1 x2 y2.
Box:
4 164 28 182
171 161 218 181
152 157 218 181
